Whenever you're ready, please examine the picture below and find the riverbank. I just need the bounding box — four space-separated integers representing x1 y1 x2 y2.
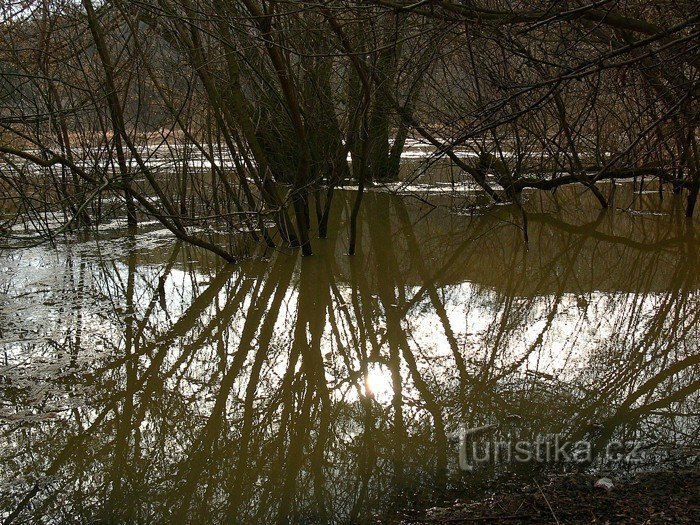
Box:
383 468 699 524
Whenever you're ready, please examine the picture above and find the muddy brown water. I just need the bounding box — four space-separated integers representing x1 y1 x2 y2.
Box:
0 186 698 523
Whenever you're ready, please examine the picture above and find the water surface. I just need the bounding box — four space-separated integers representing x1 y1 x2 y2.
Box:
1 187 698 523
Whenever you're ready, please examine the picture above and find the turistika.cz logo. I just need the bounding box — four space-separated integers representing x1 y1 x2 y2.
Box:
455 425 643 472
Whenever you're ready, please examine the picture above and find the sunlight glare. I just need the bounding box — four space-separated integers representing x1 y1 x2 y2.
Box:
364 363 393 401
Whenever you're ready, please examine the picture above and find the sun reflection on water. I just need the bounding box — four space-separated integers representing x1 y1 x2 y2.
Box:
364 362 393 402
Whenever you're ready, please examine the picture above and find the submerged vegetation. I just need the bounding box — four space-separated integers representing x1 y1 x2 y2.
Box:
0 0 698 259
0 189 699 523
1 1 699 524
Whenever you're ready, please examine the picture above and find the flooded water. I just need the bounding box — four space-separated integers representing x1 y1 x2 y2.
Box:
1 186 699 523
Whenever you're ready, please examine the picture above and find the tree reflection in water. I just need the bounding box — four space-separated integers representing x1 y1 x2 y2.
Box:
1 188 698 523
